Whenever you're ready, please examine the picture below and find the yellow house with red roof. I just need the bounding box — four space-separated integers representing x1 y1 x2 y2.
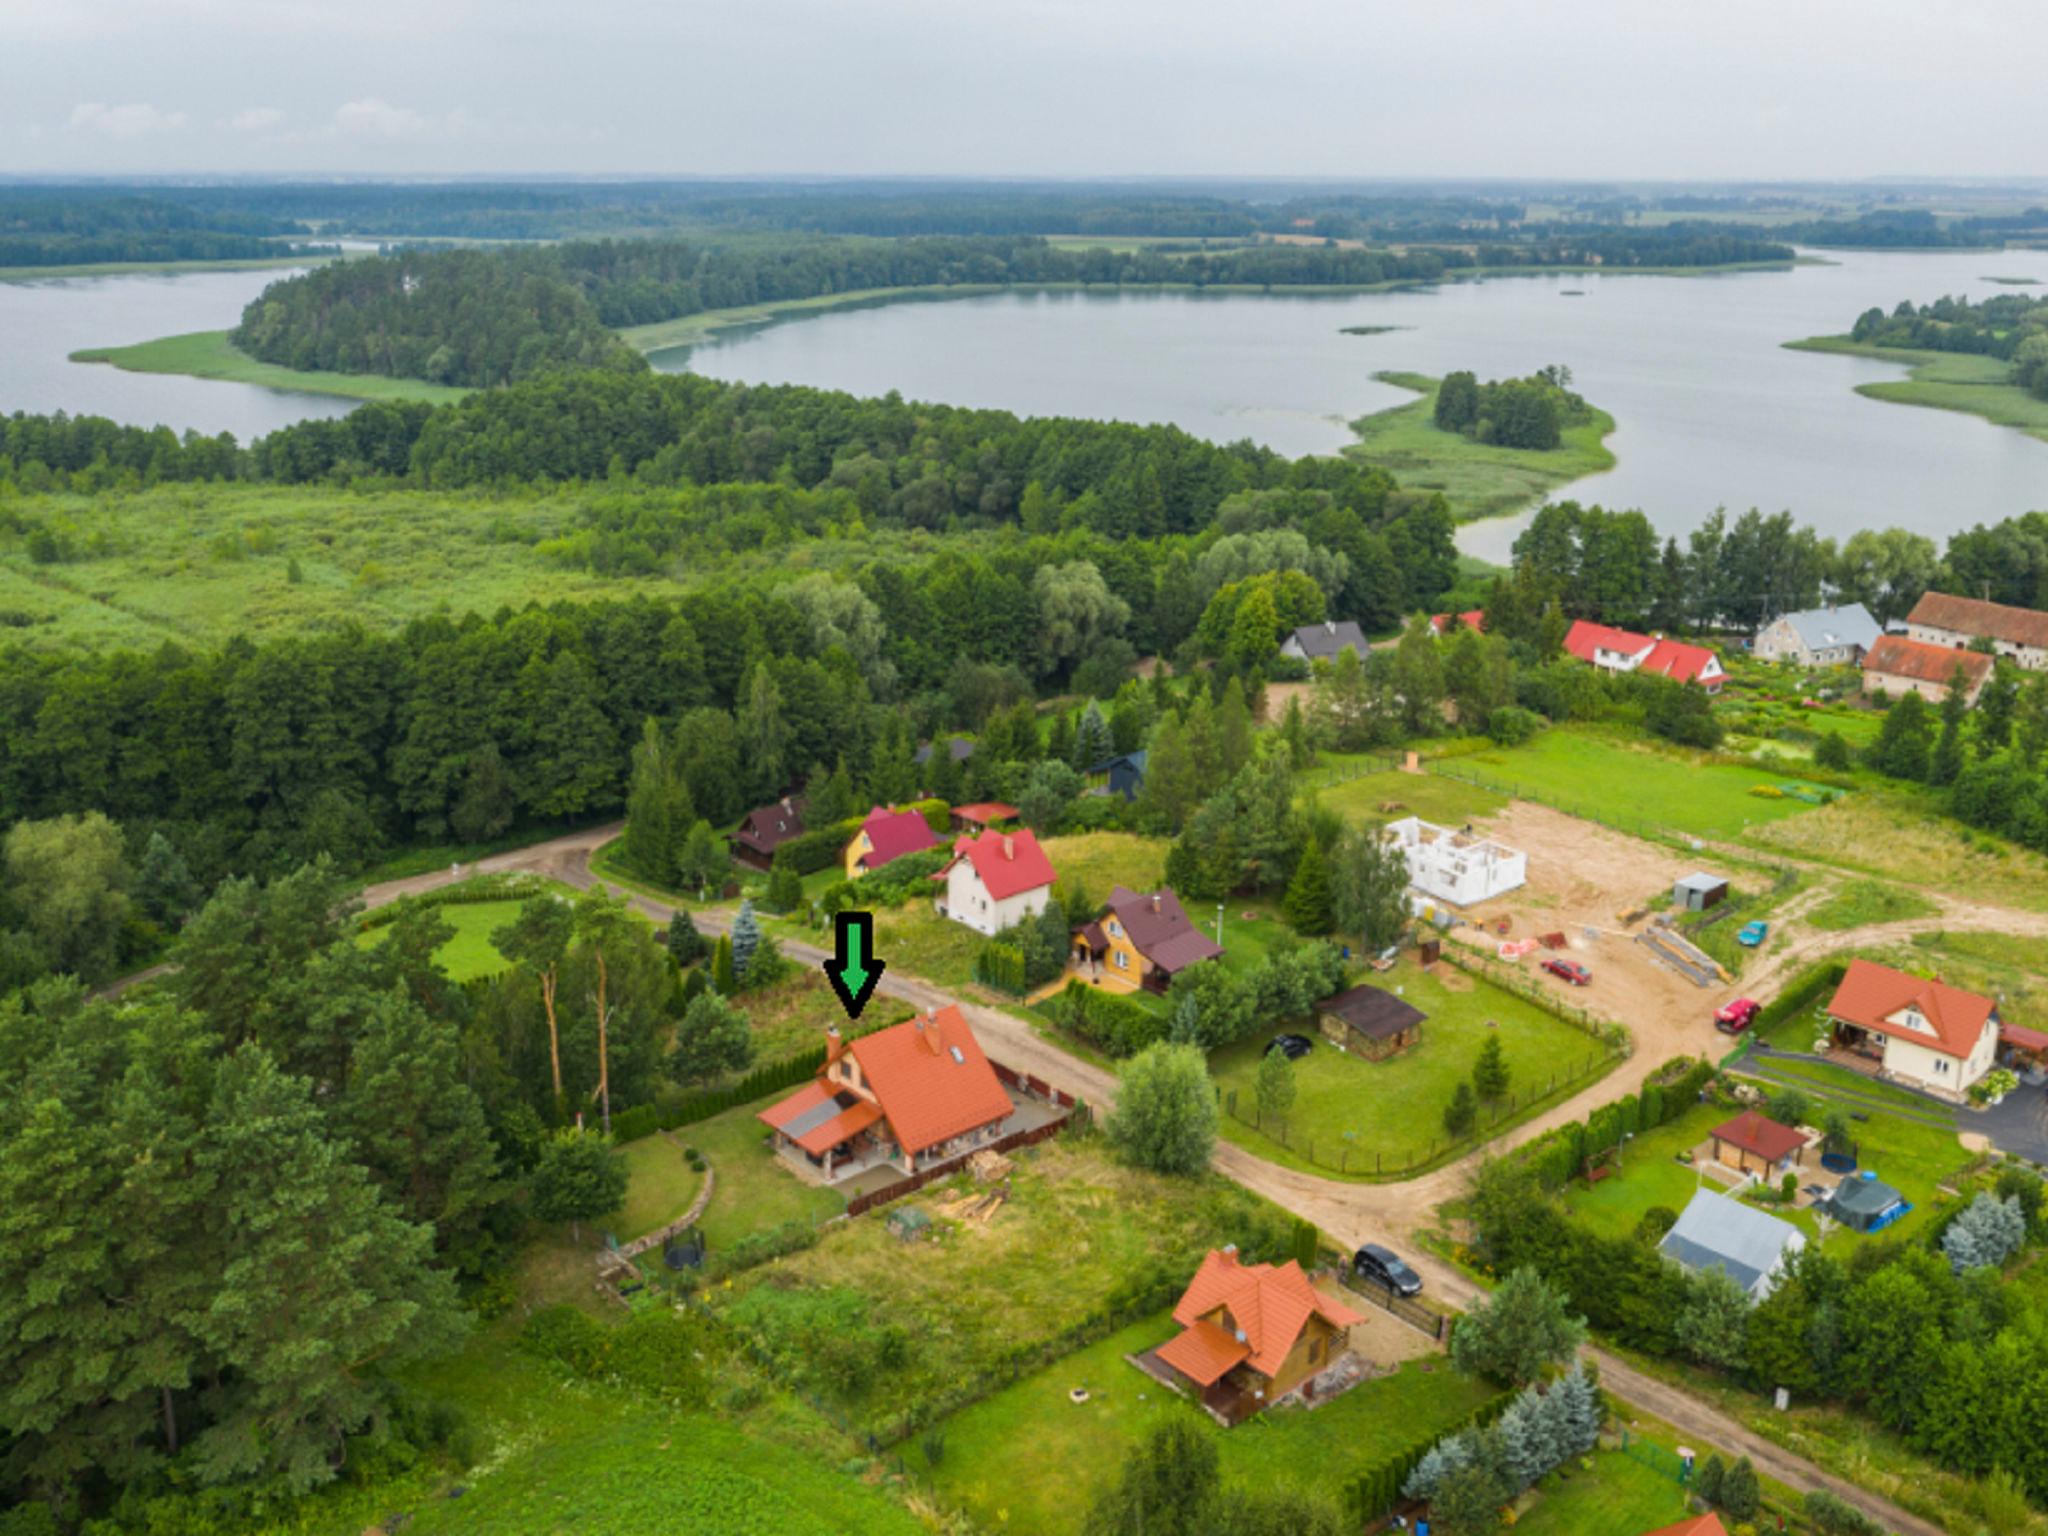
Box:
757 1004 1018 1184
1152 1247 1363 1424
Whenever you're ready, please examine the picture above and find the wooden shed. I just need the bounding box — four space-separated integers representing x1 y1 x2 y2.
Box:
1314 984 1427 1061
1709 1110 1809 1176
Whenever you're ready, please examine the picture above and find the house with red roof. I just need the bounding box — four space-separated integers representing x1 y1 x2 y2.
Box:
1152 1247 1364 1424
949 801 1019 834
843 805 940 880
1709 1109 1811 1178
1826 958 2001 1100
1642 1515 1728 1536
756 1004 1019 1183
1563 619 1724 692
1862 634 1993 704
1430 609 1486 635
934 825 1057 936
1071 885 1223 996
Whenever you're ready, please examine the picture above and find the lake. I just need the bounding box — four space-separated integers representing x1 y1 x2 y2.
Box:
0 267 354 439
658 247 2048 559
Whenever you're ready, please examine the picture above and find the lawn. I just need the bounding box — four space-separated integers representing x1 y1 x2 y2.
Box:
709 1139 1294 1429
1310 762 1508 830
1040 829 1170 900
71 329 471 405
1562 1102 1733 1242
910 1314 1496 1535
1886 930 2048 1034
733 970 914 1066
1431 728 1830 841
614 1135 705 1242
1511 1448 1693 1535
679 1094 846 1253
1343 371 1618 522
296 1336 923 1536
1805 878 1939 932
358 897 529 981
1212 958 1618 1177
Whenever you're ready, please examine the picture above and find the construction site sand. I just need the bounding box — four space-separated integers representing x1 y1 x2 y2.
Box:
1454 801 1752 1065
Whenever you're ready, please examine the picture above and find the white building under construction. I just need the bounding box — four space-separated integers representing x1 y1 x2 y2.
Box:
1385 816 1527 907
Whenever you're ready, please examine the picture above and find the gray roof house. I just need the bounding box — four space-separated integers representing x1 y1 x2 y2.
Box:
1657 1189 1806 1301
1751 604 1882 668
1280 621 1369 664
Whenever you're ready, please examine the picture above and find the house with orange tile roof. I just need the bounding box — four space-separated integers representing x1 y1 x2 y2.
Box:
757 1004 1019 1184
1861 633 1993 704
1151 1246 1363 1425
934 825 1057 936
1641 1515 1727 1536
1825 957 2001 1101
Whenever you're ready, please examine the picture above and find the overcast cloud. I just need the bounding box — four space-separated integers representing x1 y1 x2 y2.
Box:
2 0 2043 179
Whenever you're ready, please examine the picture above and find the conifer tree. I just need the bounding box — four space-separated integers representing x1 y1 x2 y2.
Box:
730 899 761 982
1282 837 1333 935
1473 1032 1511 1103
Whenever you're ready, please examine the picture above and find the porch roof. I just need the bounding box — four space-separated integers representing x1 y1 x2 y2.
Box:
1155 1319 1251 1387
757 1081 886 1155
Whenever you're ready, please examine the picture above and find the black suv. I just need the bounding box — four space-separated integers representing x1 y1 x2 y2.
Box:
1352 1243 1424 1297
1264 1033 1314 1060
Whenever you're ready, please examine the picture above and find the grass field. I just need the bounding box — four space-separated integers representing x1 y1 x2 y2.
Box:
358 897 528 980
1213 959 1616 1176
910 1315 1494 1535
1748 789 2048 911
711 1139 1291 1428
1310 761 1509 829
734 970 914 1065
681 1094 846 1252
298 1339 922 1536
614 1135 705 1242
1511 1449 1693 1535
71 329 471 405
1785 335 2048 445
1805 878 1939 931
1434 728 1832 841
0 254 334 282
1886 930 2048 1033
1344 371 1617 522
1562 1102 1732 1242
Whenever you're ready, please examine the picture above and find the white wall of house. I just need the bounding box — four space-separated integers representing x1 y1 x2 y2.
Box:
1864 668 1982 705
1386 816 1527 906
1879 1021 1997 1099
938 860 1051 936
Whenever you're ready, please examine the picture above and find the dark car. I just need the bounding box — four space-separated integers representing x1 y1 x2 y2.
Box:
1265 1033 1314 1061
1542 957 1591 987
1353 1243 1424 1297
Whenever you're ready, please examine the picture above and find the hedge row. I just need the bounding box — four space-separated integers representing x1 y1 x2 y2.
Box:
1340 1386 1516 1521
357 871 552 930
770 817 863 876
1753 958 1848 1043
975 943 1028 996
1043 980 1165 1057
1519 1056 1717 1192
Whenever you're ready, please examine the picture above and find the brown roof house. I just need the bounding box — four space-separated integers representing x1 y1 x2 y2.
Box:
1071 885 1222 996
757 1004 1018 1184
1862 634 1993 704
1826 958 2001 1101
1152 1247 1364 1425
1906 591 2048 670
732 797 805 871
1709 1109 1810 1178
1315 983 1426 1061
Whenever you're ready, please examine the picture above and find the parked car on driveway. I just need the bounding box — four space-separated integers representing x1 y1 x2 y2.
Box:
1352 1243 1424 1297
1542 957 1591 986
1264 1033 1314 1061
1716 998 1762 1034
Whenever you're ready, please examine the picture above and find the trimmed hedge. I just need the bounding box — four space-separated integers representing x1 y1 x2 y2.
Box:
1520 1056 1716 1191
1041 980 1164 1057
1341 1387 1515 1522
770 817 862 876
1754 957 1847 1043
357 871 552 930
975 943 1027 996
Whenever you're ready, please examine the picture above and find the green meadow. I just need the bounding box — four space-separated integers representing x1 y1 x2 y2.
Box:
1785 335 2048 446
70 329 470 405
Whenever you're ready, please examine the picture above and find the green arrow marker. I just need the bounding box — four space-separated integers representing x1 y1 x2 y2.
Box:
823 910 885 1019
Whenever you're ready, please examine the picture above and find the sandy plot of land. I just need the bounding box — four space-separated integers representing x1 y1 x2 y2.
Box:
1452 801 1753 1064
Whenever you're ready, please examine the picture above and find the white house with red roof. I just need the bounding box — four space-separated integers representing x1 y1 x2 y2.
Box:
934 825 1057 936
1825 958 2001 1100
1563 619 1724 691
1152 1246 1364 1424
757 1004 1019 1183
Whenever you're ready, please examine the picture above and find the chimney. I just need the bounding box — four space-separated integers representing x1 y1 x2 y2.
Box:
1324 620 1336 634
1151 892 1162 913
926 1004 937 1021
825 1023 844 1066
1002 834 1014 859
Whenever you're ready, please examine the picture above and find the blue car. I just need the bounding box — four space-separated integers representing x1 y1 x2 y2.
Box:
1737 921 1768 947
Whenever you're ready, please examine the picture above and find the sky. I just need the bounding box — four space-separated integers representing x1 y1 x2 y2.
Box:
3 0 2045 181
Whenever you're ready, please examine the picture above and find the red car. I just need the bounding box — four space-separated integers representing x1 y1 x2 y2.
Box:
1542 957 1591 986
1716 998 1762 1034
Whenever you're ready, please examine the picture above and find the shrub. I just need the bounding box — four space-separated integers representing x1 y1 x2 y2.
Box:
1802 1490 1885 1536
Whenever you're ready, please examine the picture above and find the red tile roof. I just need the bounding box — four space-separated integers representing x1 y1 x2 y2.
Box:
1564 618 1655 663
755 1081 886 1155
1907 591 2048 651
1827 957 1998 1060
1155 1319 1251 1386
944 826 1057 902
1712 1109 1809 1165
2003 1022 2048 1054
1863 634 1994 691
1642 1516 1728 1536
1168 1249 1363 1379
1563 620 1722 685
846 1005 1014 1155
1640 636 1723 685
1430 609 1486 634
854 806 940 869
950 802 1020 826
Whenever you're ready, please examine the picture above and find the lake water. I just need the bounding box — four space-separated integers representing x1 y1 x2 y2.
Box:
0 267 354 439
659 248 2048 559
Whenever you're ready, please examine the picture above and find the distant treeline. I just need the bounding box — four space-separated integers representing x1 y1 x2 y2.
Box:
0 193 314 267
1850 292 2048 399
1777 207 2048 248
231 236 1461 386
